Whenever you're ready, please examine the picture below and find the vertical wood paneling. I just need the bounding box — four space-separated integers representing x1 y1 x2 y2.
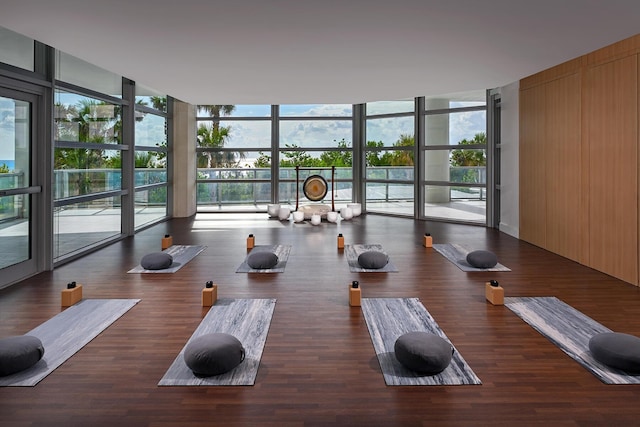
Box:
520 34 640 286
519 86 547 247
585 55 638 284
544 74 584 262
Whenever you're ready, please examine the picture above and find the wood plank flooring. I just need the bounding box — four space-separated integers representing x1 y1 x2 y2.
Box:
2 213 640 426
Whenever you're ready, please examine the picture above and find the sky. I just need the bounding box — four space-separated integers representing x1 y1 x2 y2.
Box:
0 96 22 160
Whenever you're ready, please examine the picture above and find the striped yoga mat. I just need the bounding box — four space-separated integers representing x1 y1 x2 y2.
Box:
0 299 140 387
361 297 481 386
236 245 291 273
344 244 398 272
158 298 276 386
433 243 511 272
506 296 640 384
128 245 206 273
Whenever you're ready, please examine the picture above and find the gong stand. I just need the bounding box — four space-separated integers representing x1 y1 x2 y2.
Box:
295 165 335 212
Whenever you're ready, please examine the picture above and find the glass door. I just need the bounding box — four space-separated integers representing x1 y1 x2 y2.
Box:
0 89 41 287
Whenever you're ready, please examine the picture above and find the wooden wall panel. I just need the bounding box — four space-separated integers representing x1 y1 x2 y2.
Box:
519 86 547 247
520 34 640 286
585 55 638 284
520 57 583 91
586 34 640 66
544 73 585 263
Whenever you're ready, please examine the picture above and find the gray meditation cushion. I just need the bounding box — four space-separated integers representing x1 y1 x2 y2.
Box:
357 251 389 269
183 333 246 377
0 335 45 376
141 252 173 270
394 332 454 375
247 251 279 269
466 250 498 268
589 332 640 373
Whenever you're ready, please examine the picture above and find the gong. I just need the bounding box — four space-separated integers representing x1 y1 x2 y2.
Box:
303 175 328 201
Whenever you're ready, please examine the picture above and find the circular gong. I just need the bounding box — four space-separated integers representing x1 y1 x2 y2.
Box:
303 175 328 201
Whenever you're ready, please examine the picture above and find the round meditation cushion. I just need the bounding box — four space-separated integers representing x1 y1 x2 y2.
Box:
394 332 454 375
247 251 279 269
0 335 45 376
357 251 389 269
184 333 245 376
466 250 498 268
589 332 640 373
140 252 173 270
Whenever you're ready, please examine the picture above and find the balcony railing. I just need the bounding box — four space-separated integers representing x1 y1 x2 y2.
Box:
0 165 486 221
0 172 24 222
196 166 486 206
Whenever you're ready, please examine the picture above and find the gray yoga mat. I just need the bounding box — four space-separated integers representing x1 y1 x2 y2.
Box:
505 296 640 384
158 298 276 386
433 243 511 272
128 245 207 273
0 299 140 387
344 244 398 272
361 297 482 386
236 245 291 273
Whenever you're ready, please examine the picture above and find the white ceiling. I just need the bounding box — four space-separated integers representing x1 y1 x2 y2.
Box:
1 0 639 105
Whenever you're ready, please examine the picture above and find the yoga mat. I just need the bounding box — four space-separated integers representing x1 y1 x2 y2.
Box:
505 296 640 384
361 297 482 386
236 245 291 273
128 245 207 273
158 298 276 386
0 299 140 387
344 244 398 273
432 243 511 272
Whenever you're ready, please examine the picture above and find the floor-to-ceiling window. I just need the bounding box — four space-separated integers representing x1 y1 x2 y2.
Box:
0 27 50 288
196 105 272 211
422 91 487 223
193 97 488 220
195 104 354 211
134 85 169 228
279 104 353 209
52 52 171 262
364 100 415 216
53 53 126 260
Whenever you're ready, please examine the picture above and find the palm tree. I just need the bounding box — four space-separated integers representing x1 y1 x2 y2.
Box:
150 96 167 112
196 105 242 168
450 132 486 184
197 123 245 168
198 105 236 118
450 133 486 167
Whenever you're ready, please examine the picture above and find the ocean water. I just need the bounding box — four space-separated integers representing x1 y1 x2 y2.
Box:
0 160 15 170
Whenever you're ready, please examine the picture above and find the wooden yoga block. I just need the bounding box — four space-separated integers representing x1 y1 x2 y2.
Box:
202 285 218 307
161 234 173 250
61 284 83 307
349 286 361 307
485 282 504 305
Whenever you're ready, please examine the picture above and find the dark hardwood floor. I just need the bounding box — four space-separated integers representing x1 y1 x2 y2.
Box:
2 213 640 426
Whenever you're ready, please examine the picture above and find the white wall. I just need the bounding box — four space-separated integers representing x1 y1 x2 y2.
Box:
498 81 519 238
